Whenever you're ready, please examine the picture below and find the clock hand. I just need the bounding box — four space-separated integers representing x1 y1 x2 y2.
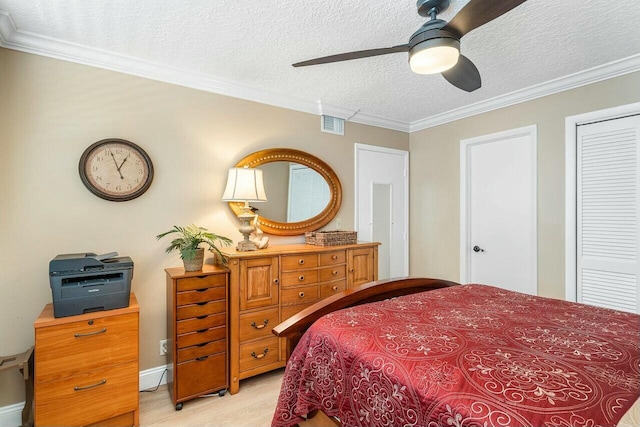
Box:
110 151 124 179
117 152 130 173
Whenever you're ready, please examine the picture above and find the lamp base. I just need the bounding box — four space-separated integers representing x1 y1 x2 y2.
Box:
236 239 258 252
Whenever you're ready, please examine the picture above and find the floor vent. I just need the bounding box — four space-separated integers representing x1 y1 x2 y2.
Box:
321 115 344 135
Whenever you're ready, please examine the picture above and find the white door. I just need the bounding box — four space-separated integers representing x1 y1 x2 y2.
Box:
460 125 537 295
575 115 640 313
355 144 409 279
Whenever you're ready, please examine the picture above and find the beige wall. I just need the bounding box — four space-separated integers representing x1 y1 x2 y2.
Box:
409 71 640 299
0 48 408 406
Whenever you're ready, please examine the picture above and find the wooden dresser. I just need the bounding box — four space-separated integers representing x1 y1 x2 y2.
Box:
221 242 378 394
34 293 139 427
165 265 229 410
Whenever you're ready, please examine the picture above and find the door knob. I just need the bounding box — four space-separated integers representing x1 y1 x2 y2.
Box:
473 245 485 253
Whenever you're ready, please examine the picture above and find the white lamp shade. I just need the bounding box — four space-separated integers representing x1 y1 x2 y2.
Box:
409 38 460 75
222 167 267 202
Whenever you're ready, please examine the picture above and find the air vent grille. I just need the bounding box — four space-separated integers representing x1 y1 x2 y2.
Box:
321 115 344 135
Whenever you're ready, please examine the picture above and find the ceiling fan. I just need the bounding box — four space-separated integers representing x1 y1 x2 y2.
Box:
293 0 528 92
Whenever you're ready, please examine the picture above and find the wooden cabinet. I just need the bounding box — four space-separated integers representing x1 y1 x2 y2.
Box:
34 294 139 427
222 242 378 394
165 265 229 410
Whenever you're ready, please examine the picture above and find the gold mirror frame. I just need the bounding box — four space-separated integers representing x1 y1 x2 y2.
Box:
228 148 342 236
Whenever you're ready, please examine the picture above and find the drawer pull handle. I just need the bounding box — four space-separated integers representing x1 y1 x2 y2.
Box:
197 328 208 333
332 270 338 275
299 292 305 298
332 255 338 260
298 275 305 281
74 328 107 338
74 379 106 391
251 348 269 359
196 356 209 361
196 288 208 292
349 268 355 272
196 275 208 279
274 278 280 285
197 315 207 319
251 319 269 329
298 259 305 265
196 301 208 306
332 285 339 291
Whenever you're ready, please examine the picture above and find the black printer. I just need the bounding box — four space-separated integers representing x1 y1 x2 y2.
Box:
49 252 133 318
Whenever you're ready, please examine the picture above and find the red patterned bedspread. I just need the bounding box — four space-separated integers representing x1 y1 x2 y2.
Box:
272 284 640 427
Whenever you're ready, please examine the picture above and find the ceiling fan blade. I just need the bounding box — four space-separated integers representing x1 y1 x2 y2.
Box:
293 45 410 67
442 0 528 38
442 54 481 92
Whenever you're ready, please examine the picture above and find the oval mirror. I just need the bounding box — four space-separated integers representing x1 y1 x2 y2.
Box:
228 148 342 236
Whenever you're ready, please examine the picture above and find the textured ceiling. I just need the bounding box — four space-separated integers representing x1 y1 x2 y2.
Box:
1 0 639 131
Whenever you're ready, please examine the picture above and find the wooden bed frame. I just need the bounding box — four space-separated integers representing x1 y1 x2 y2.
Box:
271 277 459 426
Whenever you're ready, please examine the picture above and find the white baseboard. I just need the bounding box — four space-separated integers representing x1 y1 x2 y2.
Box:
0 364 171 427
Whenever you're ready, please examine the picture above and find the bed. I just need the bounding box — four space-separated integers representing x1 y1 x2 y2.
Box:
271 278 640 427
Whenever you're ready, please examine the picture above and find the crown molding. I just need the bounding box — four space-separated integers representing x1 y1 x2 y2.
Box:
1 11 638 134
409 53 640 132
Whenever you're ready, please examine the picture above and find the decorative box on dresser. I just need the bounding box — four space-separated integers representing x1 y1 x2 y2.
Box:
221 242 379 394
34 293 139 427
165 265 229 410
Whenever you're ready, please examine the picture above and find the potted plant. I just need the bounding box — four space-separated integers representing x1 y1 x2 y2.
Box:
156 224 232 271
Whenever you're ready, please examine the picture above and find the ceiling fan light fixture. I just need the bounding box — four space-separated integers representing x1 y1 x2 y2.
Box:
409 38 460 74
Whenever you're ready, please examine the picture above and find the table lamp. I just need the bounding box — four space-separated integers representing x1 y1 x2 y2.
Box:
222 166 267 251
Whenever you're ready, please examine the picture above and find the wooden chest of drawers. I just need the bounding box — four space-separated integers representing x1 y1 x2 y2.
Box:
222 242 378 394
165 265 229 410
34 294 139 427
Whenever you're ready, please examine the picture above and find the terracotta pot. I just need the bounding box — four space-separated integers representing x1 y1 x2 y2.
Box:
183 247 205 272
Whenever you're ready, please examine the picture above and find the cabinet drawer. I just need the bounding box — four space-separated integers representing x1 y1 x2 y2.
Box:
177 286 225 306
281 270 318 287
239 308 280 342
320 280 347 299
35 313 137 383
319 265 346 282
239 337 280 373
177 339 226 363
281 254 318 271
35 361 138 427
281 303 314 322
177 274 226 292
177 313 225 335
176 352 227 401
281 285 319 306
177 300 226 320
177 325 226 349
320 250 346 266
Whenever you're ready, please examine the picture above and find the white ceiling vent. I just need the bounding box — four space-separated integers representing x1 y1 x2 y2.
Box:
321 115 344 135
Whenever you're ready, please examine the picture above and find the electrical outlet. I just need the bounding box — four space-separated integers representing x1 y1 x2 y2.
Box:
159 339 168 356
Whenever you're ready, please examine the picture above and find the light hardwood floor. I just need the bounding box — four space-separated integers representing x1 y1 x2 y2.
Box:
139 369 284 426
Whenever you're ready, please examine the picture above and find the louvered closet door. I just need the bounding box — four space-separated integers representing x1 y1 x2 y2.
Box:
577 115 640 314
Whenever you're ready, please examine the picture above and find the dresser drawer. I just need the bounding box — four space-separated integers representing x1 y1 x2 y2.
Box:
320 250 346 266
177 325 226 349
177 274 226 292
177 286 225 306
281 270 318 287
35 361 138 427
239 308 280 342
320 280 347 298
319 265 346 282
281 254 318 271
177 313 225 335
177 339 226 363
281 303 314 322
35 313 137 383
177 300 226 320
176 352 227 400
281 285 319 306
239 337 280 373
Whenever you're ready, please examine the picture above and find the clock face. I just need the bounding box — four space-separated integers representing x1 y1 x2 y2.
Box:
79 139 154 201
